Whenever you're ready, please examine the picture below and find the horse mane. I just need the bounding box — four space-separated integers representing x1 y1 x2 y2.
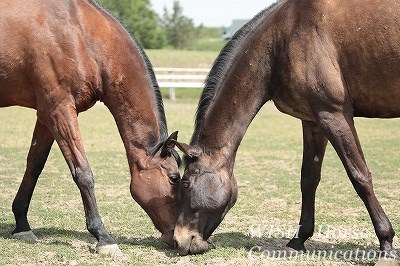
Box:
90 0 168 141
190 1 282 146
138 49 169 141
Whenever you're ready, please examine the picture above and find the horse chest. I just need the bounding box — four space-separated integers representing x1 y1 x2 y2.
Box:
272 96 313 121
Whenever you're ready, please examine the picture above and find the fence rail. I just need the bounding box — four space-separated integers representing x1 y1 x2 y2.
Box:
154 67 209 100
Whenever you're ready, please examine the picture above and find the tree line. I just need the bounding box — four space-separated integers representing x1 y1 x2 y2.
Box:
98 0 198 49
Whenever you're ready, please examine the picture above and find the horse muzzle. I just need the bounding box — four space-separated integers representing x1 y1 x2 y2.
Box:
173 225 209 255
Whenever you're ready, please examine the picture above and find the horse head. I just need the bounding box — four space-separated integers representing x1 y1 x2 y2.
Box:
171 142 238 255
129 131 183 246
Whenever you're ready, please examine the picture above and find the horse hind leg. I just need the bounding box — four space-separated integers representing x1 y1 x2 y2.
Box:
316 110 395 254
286 120 328 251
12 119 54 242
38 104 122 256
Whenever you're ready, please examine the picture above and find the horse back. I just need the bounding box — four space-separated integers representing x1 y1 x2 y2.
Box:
0 0 116 111
272 0 400 118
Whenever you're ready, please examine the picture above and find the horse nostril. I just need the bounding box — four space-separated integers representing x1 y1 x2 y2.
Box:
172 235 178 249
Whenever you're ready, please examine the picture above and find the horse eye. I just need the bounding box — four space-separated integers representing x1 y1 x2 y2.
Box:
168 174 180 185
182 179 190 189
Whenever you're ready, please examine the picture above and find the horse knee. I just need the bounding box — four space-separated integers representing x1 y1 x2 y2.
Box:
301 162 322 192
301 176 320 190
27 152 49 178
350 172 373 196
73 167 95 190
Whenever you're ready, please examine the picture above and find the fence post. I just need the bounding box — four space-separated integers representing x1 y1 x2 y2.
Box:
154 67 209 101
169 87 176 101
168 69 176 100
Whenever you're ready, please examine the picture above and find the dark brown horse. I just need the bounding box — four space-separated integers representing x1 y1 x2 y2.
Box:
174 0 400 257
0 0 183 255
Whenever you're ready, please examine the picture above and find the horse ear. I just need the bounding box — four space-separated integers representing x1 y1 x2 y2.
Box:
160 131 201 159
173 141 201 159
160 131 179 158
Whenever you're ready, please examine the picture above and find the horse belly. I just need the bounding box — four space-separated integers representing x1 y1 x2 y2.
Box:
0 82 36 108
341 44 400 118
0 4 38 108
350 82 400 118
339 45 400 118
0 52 36 108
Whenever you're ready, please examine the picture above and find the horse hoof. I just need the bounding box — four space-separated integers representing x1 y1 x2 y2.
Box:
284 246 304 257
95 243 123 257
12 230 39 243
286 239 306 252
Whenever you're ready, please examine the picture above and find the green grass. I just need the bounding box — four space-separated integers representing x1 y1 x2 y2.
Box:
0 99 399 265
160 88 202 102
185 37 227 52
187 26 227 51
145 49 219 68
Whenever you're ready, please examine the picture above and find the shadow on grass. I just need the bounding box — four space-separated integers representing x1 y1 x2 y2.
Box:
0 223 15 239
117 235 178 257
0 222 175 255
211 231 398 265
0 222 95 246
120 231 399 265
1 223 397 264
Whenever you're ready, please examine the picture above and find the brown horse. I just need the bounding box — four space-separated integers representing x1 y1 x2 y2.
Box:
0 0 183 255
174 0 400 257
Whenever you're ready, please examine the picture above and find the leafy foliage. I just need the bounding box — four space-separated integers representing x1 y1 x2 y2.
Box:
97 0 223 50
98 0 166 49
160 0 197 49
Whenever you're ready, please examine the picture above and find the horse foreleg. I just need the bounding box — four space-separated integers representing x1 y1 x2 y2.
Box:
39 105 122 256
316 111 395 253
12 119 54 241
286 120 328 251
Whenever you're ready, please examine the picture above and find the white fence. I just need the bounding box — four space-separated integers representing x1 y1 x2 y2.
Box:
154 67 209 100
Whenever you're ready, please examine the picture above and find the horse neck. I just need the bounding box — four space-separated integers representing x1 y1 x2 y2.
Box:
102 52 165 168
83 2 165 166
104 77 163 166
195 35 273 164
192 2 287 168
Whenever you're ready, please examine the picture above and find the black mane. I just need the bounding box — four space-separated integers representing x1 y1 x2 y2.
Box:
138 48 169 141
190 2 281 146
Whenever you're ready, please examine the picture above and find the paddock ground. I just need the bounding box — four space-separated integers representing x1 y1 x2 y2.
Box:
0 96 399 265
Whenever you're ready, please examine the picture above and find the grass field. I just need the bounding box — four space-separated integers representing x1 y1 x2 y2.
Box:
0 93 399 265
145 49 219 68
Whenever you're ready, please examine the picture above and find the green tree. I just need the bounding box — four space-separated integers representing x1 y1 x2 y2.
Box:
98 0 166 49
161 0 197 49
